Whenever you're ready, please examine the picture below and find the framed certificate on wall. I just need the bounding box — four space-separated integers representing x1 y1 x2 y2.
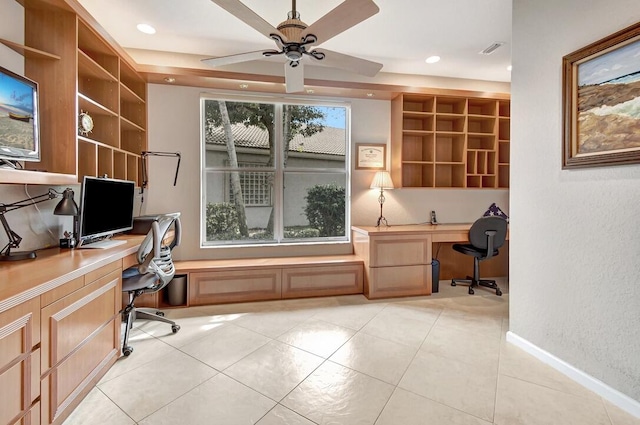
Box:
355 143 386 170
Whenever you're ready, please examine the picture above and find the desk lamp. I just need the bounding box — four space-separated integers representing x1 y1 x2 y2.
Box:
0 188 78 261
370 171 394 227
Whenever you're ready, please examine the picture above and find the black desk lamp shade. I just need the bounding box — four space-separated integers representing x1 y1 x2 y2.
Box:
0 188 78 261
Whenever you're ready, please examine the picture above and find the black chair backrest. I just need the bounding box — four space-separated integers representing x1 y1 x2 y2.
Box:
468 216 508 250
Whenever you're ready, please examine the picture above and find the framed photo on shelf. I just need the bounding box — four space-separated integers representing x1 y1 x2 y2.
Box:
562 21 640 169
355 143 386 170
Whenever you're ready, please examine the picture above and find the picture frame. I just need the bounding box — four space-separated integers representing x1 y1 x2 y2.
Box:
562 21 640 169
355 143 386 170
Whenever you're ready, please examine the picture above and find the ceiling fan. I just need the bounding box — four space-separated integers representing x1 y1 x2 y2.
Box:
202 0 383 93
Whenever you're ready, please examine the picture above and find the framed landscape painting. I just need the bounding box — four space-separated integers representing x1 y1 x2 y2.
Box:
562 21 640 168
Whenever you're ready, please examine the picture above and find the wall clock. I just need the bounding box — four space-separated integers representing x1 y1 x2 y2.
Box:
78 110 94 136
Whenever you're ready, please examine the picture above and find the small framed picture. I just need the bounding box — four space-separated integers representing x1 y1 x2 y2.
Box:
355 143 386 170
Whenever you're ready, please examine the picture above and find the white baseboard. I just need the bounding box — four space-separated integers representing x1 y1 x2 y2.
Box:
506 331 640 419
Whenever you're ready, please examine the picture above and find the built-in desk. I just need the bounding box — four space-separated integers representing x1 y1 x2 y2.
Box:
0 236 142 425
352 224 508 299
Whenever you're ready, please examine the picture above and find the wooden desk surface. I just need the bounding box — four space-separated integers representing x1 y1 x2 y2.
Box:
352 223 473 242
0 235 143 312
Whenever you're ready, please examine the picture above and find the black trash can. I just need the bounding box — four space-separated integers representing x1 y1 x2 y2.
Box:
431 259 440 293
167 275 187 306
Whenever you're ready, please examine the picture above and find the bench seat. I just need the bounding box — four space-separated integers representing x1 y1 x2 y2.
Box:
173 255 364 305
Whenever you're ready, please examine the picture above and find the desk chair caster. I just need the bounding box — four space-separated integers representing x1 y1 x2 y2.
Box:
172 324 180 333
123 346 134 357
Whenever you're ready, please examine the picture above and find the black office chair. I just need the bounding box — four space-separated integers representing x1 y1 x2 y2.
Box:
451 216 507 296
121 213 182 356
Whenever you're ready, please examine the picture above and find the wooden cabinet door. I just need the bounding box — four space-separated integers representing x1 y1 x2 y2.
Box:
0 298 40 425
40 270 121 425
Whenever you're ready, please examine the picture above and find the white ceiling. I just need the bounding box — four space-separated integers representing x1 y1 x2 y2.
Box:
76 0 512 83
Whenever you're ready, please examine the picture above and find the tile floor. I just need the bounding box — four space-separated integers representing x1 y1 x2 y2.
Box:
63 280 640 425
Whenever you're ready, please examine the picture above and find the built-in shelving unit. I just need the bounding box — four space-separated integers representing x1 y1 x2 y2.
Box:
391 93 510 189
0 0 147 186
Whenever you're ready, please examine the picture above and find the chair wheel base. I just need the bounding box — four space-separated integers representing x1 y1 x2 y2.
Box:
172 325 180 333
468 288 474 295
156 311 165 317
123 346 133 356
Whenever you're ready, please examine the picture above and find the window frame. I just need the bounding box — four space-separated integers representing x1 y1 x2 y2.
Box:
200 92 351 247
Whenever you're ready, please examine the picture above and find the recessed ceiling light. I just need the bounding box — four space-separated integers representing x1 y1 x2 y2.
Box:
507 65 513 71
425 56 441 64
239 84 249 89
136 23 156 35
163 77 175 83
366 93 374 97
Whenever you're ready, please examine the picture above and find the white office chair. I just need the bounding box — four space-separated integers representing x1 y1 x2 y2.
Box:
121 213 181 356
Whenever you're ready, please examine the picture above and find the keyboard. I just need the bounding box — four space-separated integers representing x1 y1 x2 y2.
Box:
80 239 127 249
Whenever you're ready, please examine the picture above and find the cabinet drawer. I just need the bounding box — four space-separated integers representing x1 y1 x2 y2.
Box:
282 265 363 298
84 260 122 285
0 297 40 366
370 236 431 267
41 324 118 425
189 269 281 305
367 265 431 299
41 270 120 372
11 401 40 425
0 346 40 425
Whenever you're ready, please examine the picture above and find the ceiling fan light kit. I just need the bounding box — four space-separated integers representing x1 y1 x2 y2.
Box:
203 0 383 93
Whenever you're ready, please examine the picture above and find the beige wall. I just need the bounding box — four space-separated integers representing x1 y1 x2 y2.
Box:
511 0 640 405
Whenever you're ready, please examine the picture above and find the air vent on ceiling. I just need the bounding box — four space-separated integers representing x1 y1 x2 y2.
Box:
479 42 505 55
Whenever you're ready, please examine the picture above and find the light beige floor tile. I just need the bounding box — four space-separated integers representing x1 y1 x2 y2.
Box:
277 318 356 358
376 387 492 425
224 340 324 401
499 341 600 400
310 302 387 330
100 328 175 383
134 312 230 348
494 374 613 425
97 350 217 421
435 308 503 340
398 349 498 422
256 404 317 425
180 323 271 370
138 374 275 425
282 361 394 425
62 388 134 425
233 308 318 338
360 304 440 348
604 400 640 425
329 332 417 385
421 323 501 368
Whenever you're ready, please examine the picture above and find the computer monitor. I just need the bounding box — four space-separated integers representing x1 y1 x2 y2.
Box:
0 65 40 165
78 176 135 247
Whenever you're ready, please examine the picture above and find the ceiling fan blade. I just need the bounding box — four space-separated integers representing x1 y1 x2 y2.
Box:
210 0 286 40
301 0 379 45
311 49 382 77
285 62 304 93
202 50 269 67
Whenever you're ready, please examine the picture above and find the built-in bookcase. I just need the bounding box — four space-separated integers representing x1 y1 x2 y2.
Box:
0 0 147 185
391 93 510 189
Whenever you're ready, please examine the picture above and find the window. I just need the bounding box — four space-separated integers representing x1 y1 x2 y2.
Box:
202 96 349 245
